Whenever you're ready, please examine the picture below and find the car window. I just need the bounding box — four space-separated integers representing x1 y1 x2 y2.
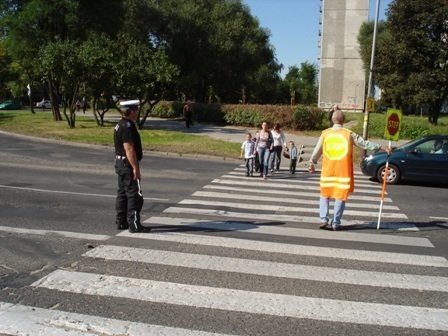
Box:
414 140 433 154
414 139 446 154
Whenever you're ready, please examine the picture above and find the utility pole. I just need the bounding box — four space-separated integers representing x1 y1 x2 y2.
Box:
362 0 381 144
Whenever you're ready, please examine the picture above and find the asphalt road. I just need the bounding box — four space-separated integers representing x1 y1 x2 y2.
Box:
0 131 447 336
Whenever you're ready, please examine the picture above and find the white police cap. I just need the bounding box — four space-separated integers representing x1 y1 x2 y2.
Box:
119 99 140 108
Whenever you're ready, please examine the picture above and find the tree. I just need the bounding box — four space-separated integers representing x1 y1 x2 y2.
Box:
3 0 282 113
284 65 300 105
78 34 119 126
0 42 15 100
1 1 49 113
359 0 448 124
39 40 84 127
115 37 179 129
282 62 318 105
147 0 281 103
297 62 318 105
1 0 124 121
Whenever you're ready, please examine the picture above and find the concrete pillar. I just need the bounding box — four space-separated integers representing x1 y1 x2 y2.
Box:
318 0 369 111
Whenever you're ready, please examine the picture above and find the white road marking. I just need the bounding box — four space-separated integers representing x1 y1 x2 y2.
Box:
225 172 378 188
233 166 371 178
233 167 377 181
430 216 448 221
85 245 447 292
163 207 417 231
212 178 384 195
144 216 430 247
117 231 448 267
178 199 408 219
192 190 400 210
0 302 232 336
32 270 448 331
203 184 393 202
0 226 110 241
0 184 169 201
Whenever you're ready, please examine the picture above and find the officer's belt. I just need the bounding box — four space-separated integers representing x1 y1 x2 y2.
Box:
115 155 126 160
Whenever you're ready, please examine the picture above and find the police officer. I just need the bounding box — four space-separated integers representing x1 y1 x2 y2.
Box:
114 100 149 233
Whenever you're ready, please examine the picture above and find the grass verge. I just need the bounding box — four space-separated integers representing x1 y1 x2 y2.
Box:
0 111 241 159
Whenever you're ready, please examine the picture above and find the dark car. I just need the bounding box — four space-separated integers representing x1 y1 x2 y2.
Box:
360 135 448 184
0 99 21 110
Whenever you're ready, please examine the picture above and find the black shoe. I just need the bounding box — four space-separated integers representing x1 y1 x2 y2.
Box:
129 224 151 233
117 223 129 230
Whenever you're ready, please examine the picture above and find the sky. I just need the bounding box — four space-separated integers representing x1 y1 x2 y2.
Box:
242 0 393 78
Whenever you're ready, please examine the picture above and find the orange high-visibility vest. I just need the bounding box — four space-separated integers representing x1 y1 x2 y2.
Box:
320 128 354 201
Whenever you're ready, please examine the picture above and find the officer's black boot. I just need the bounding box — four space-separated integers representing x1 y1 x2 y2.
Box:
116 220 129 230
128 210 150 233
116 213 128 230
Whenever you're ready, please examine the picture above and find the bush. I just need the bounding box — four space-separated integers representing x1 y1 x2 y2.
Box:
150 101 179 118
223 107 265 126
152 101 329 130
193 103 225 123
293 105 326 130
222 104 297 128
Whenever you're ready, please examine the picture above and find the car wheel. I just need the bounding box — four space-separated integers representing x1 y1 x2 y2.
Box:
376 164 400 184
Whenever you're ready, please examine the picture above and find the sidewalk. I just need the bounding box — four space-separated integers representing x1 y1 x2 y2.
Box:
87 112 405 150
143 117 318 147
142 117 318 166
141 117 405 166
88 112 406 167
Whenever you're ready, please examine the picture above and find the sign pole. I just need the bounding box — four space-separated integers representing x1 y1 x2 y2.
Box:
362 0 381 145
378 108 402 229
377 140 391 230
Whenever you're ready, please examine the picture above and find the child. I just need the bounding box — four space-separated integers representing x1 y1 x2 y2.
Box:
240 132 255 177
252 132 260 173
288 141 298 174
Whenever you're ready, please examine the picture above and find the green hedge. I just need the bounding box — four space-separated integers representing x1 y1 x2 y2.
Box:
149 101 447 137
150 101 326 130
293 105 326 130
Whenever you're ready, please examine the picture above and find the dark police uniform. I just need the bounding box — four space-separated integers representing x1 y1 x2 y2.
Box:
114 116 145 232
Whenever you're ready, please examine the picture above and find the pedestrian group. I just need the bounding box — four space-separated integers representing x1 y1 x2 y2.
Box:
240 122 301 179
114 102 391 233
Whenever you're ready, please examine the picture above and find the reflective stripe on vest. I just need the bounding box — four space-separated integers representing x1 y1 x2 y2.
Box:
320 176 352 189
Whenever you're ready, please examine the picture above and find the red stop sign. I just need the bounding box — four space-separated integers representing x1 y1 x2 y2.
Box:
387 113 400 136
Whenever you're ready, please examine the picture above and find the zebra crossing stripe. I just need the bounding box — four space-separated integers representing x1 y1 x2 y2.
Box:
233 166 370 177
178 199 407 219
85 245 448 292
164 206 342 225
143 216 431 247
192 190 401 210
233 167 374 179
224 173 378 188
32 270 448 331
118 231 448 267
163 207 417 231
203 185 394 202
212 179 383 195
0 302 232 336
